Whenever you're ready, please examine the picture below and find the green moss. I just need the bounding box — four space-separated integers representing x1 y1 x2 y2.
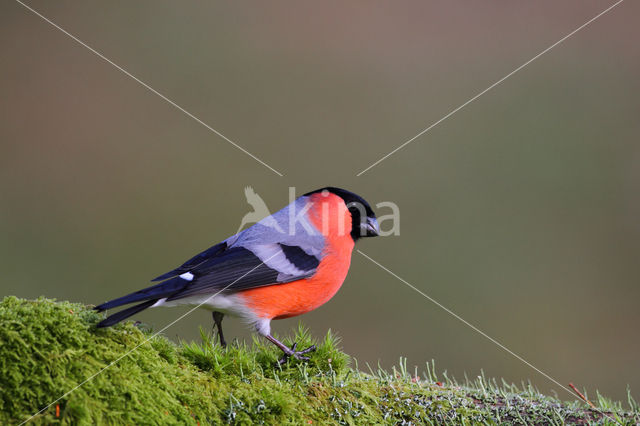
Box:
1 296 638 425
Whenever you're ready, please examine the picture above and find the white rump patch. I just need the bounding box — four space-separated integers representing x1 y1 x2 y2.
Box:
151 297 167 308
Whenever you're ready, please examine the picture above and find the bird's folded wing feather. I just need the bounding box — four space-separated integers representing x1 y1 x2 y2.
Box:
153 196 325 300
164 242 321 300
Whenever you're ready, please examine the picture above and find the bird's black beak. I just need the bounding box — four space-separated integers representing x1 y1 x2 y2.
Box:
361 216 380 237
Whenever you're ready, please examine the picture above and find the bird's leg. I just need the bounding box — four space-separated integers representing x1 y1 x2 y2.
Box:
265 334 316 365
211 312 227 347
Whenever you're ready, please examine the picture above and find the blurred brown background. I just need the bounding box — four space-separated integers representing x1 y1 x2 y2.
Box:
1 1 639 401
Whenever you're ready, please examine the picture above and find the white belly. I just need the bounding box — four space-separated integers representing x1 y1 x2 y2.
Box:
150 292 271 336
151 293 247 317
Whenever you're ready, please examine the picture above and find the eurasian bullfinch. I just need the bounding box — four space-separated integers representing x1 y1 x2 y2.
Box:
95 187 379 362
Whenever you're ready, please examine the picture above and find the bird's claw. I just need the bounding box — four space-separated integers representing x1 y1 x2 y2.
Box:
277 342 317 365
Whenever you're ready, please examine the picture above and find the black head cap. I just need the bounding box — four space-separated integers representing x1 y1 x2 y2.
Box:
304 187 379 241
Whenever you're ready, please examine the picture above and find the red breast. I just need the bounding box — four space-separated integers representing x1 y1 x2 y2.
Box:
239 192 355 319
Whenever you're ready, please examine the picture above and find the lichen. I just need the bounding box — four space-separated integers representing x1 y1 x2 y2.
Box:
1 296 638 425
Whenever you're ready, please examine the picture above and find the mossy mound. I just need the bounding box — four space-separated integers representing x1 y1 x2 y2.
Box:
1 296 638 424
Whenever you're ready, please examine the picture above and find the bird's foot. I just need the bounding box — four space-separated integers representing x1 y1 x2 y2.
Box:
212 312 227 347
278 342 317 365
217 336 227 348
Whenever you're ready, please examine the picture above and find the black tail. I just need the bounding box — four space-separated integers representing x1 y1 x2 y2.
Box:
94 277 188 312
94 276 190 328
96 299 158 328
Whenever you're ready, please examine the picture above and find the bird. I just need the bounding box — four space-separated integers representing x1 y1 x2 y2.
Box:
95 187 379 363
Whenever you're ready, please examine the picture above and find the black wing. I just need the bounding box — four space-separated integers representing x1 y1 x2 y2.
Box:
96 243 320 312
167 244 320 300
